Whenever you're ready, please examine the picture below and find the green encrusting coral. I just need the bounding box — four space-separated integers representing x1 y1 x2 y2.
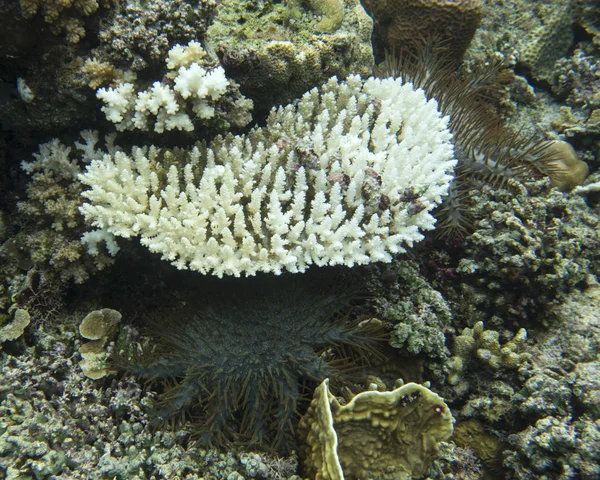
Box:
302 0 345 32
383 261 452 360
455 180 600 323
206 0 373 108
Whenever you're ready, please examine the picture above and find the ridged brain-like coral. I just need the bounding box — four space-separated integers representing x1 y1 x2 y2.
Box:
299 378 454 479
361 0 484 60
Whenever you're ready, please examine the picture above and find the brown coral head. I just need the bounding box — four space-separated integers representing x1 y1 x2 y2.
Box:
362 0 484 62
543 140 589 192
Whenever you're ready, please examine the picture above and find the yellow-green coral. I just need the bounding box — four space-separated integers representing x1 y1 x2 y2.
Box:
299 378 454 479
78 308 122 379
303 0 345 32
79 308 121 341
448 322 531 385
206 0 373 107
81 58 129 90
0 308 30 344
19 0 118 43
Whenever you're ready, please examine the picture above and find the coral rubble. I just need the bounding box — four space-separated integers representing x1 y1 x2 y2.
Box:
0 321 302 478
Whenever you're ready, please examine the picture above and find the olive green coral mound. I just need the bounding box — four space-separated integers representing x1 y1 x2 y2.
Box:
299 378 454 479
206 0 373 108
303 0 345 32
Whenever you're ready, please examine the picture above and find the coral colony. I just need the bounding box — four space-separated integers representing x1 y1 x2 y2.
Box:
79 62 456 276
2 0 599 478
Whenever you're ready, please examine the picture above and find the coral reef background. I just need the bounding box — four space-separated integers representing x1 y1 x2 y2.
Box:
1 0 599 478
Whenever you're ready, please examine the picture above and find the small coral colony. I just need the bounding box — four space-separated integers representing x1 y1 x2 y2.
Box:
1 0 599 479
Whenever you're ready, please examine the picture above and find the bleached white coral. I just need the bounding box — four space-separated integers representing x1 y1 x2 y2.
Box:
174 64 228 101
80 75 456 277
96 83 136 126
21 130 107 179
166 40 207 69
96 41 245 133
81 229 120 256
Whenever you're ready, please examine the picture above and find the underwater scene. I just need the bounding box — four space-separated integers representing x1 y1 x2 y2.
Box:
1 0 599 478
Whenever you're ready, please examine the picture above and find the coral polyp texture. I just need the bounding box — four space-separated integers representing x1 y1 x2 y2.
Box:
79 75 456 277
299 378 454 479
123 276 384 453
205 0 374 107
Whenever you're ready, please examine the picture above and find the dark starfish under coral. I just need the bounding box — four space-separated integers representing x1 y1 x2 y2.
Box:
121 272 384 453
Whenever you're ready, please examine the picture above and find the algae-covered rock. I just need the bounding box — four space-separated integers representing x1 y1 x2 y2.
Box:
299 378 454 479
206 0 373 109
502 279 600 479
78 308 121 379
79 308 121 341
505 414 600 479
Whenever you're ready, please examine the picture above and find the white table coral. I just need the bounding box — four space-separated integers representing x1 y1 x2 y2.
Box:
80 75 456 277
